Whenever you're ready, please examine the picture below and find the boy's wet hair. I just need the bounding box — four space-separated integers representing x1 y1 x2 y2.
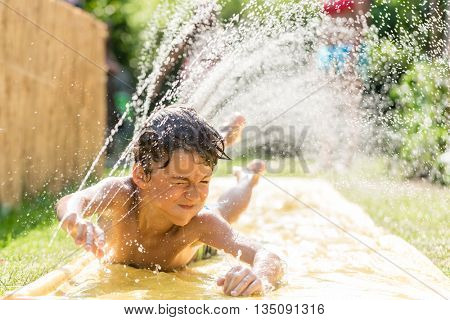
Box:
133 104 229 175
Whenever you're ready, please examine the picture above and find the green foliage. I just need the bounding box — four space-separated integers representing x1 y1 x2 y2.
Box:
365 37 419 96
372 0 427 40
218 0 320 24
218 0 242 21
366 0 447 91
364 1 449 184
389 62 450 184
82 0 321 76
83 0 159 75
370 0 447 52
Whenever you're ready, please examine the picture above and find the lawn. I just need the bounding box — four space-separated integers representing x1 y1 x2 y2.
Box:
0 156 448 296
323 160 449 277
0 190 79 296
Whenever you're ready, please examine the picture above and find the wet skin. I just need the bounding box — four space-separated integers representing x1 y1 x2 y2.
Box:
56 149 283 296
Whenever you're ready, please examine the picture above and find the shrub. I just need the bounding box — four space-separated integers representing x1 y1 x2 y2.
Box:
389 61 449 184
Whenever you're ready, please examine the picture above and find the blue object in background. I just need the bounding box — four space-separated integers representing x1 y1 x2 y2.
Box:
318 43 368 77
318 44 352 73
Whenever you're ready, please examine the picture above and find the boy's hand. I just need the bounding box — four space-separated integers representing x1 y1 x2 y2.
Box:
217 265 263 297
61 213 105 258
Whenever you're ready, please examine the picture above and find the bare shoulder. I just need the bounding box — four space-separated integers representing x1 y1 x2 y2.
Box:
157 209 223 246
190 208 231 235
173 208 234 243
74 176 136 212
94 176 135 204
96 176 133 193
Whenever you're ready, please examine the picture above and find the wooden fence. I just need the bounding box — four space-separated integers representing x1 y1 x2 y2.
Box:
0 0 108 205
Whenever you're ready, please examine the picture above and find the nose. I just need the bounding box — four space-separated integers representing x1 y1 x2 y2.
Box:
185 184 200 202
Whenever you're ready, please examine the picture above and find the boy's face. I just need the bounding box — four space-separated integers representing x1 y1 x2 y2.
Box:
144 149 213 226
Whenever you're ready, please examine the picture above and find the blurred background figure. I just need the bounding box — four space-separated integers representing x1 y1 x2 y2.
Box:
316 1 372 170
318 0 371 77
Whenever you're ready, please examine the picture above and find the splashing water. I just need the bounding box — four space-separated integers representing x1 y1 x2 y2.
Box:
38 0 449 299
81 0 376 187
50 1 373 251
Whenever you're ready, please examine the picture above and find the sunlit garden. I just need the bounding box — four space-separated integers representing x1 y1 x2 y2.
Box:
0 0 448 303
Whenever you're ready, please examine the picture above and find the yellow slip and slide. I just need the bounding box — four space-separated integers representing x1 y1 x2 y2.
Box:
5 178 450 299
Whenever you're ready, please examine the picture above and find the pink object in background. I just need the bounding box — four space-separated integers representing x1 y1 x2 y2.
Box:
323 0 355 15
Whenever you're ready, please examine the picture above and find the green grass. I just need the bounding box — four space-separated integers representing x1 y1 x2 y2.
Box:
0 185 89 296
322 163 450 277
314 158 449 276
0 156 448 296
337 181 449 276
0 191 58 247
0 226 78 296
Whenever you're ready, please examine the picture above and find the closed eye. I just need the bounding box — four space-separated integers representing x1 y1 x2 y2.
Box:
171 180 189 185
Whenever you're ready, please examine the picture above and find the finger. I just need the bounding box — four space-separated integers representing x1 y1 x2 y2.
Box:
94 225 105 248
241 279 263 296
92 224 105 258
225 268 250 295
223 266 242 294
69 224 78 239
230 273 256 297
95 246 104 258
64 214 77 232
217 277 225 286
224 269 245 294
75 222 87 245
67 216 79 238
84 224 94 252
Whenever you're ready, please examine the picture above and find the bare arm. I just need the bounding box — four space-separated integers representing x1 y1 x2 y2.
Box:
56 177 125 220
198 213 284 296
55 177 129 257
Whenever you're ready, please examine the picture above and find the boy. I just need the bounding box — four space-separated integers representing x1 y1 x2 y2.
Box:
56 105 283 297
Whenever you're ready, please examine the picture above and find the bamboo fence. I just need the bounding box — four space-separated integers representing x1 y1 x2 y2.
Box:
0 0 108 205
